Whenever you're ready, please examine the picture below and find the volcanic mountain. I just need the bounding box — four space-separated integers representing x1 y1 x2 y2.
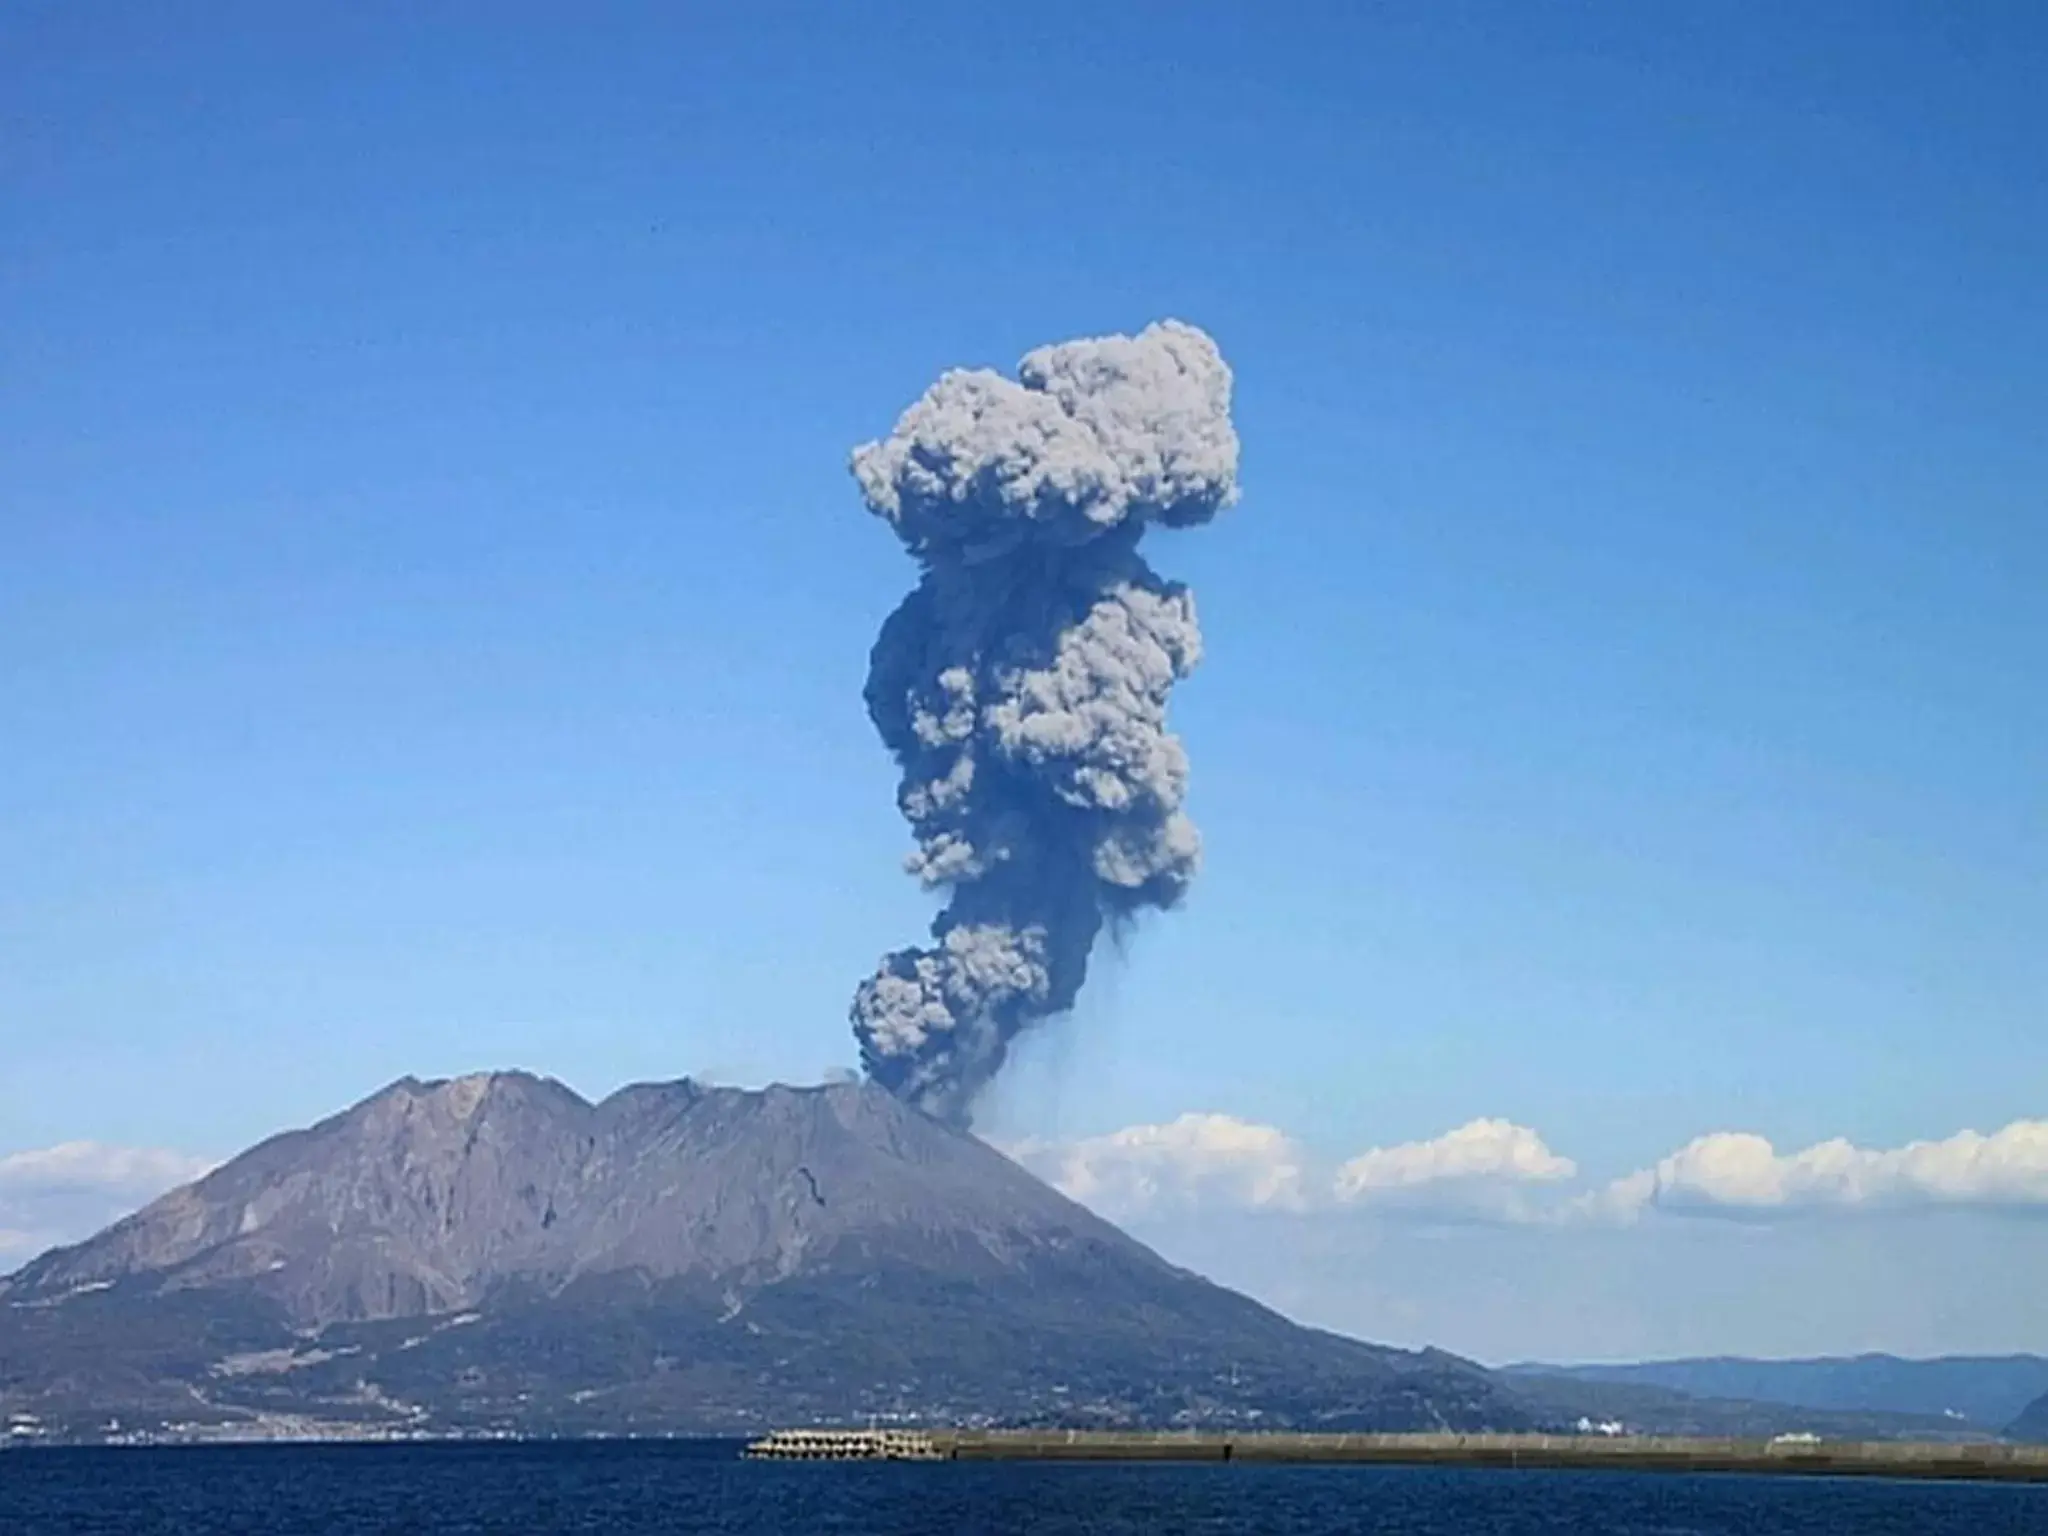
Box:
1 1073 1529 1440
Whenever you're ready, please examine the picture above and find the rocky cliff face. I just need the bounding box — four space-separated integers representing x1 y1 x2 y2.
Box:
0 1074 1529 1439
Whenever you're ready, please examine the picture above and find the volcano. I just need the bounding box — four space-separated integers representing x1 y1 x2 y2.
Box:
0 1073 1527 1440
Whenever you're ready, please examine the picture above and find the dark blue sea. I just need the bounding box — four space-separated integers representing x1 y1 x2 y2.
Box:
3 1440 2044 1534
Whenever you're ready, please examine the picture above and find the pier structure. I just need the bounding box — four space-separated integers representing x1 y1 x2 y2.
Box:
937 1429 2048 1481
746 1427 2048 1482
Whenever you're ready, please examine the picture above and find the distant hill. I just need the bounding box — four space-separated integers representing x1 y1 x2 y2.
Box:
1505 1354 2048 1433
2010 1390 2048 1442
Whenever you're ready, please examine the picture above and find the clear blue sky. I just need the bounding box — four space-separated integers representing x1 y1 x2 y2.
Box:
5 3 2043 1357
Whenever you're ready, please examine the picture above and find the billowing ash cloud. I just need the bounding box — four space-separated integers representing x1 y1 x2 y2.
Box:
848 320 1239 1124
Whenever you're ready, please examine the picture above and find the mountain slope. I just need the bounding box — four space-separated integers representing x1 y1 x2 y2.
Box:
1 1074 1525 1439
1504 1355 2048 1433
2011 1391 2048 1442
7 1072 1192 1327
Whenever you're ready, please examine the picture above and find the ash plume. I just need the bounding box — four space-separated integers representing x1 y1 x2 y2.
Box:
848 320 1240 1124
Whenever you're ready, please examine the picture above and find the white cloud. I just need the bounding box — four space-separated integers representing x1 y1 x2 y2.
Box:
1005 1113 1309 1220
1005 1115 1572 1223
1334 1119 1576 1204
1587 1121 2048 1222
1007 1112 2048 1228
1557 1168 1660 1227
0 1142 215 1198
0 1142 214 1274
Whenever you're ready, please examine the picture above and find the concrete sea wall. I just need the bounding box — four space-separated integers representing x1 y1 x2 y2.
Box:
931 1430 2048 1482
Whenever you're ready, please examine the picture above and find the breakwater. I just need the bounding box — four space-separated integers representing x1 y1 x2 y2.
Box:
929 1430 2048 1483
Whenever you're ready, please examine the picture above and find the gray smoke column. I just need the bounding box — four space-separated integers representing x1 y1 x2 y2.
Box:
848 320 1240 1124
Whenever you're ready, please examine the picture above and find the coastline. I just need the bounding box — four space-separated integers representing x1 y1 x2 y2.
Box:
13 1426 2048 1486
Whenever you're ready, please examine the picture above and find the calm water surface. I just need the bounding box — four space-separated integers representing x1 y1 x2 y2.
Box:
3 1440 2043 1535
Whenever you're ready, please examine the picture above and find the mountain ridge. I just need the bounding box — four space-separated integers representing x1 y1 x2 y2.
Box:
0 1073 1999 1445
1 1072 1528 1439
7 1071 1189 1328
1503 1354 2048 1434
